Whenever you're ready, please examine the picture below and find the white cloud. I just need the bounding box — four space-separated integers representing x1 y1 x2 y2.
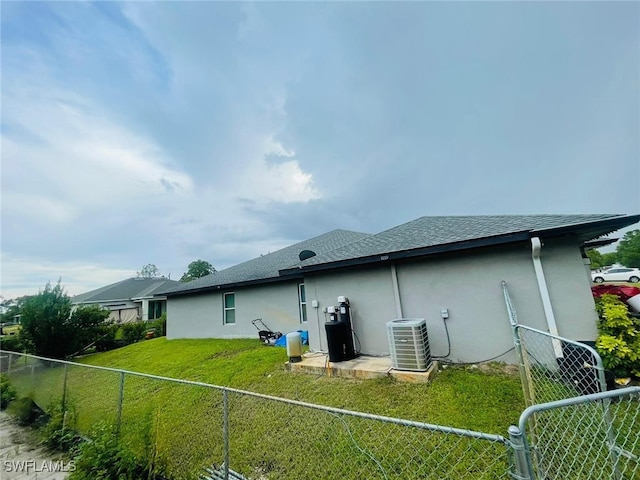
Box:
231 137 320 204
2 83 193 225
0 253 136 299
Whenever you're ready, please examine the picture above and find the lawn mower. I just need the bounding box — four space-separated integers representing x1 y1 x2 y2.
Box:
251 318 282 345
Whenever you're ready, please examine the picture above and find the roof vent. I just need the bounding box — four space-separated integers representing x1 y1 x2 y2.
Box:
299 250 316 261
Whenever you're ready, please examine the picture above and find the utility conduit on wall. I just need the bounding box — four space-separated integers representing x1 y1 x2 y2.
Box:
531 237 563 358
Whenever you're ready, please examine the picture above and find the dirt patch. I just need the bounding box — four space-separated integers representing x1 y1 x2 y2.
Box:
0 411 72 479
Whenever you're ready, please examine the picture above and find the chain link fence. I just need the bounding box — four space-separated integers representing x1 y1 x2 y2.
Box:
0 351 513 480
517 387 640 480
502 281 639 479
502 280 608 407
3 282 638 480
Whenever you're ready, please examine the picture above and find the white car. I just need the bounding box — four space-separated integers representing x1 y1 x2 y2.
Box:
591 267 640 283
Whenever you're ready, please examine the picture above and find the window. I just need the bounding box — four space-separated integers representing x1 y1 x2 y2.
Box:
223 292 235 325
298 284 307 323
148 300 164 320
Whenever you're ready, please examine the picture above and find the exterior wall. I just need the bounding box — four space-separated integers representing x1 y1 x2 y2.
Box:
304 267 398 354
305 239 599 363
167 281 305 340
536 237 599 341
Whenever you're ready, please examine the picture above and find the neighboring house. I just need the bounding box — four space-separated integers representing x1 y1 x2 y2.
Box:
160 214 639 364
73 277 180 323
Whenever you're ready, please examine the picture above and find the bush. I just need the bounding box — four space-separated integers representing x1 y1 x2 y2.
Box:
595 294 640 378
148 314 166 337
0 374 17 409
0 335 23 353
19 283 111 359
94 324 120 352
122 322 147 345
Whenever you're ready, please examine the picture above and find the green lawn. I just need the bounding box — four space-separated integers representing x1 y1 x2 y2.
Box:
6 338 525 479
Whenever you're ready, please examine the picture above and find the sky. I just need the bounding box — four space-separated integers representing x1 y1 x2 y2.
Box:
1 1 639 300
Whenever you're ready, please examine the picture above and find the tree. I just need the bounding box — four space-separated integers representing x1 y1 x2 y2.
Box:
586 249 604 269
137 264 160 278
19 282 111 359
180 259 215 282
616 230 640 268
601 252 618 267
0 295 29 324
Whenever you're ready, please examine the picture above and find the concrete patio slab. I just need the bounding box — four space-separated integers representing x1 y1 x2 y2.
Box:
286 352 438 383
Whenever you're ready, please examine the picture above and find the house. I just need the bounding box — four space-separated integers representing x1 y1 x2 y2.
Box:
159 230 371 339
72 277 180 323
160 214 639 364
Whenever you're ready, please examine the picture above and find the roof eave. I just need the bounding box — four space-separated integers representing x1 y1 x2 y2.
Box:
280 231 532 275
531 214 640 242
161 272 305 298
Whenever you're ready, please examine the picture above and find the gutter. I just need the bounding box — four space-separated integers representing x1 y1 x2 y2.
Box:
531 237 563 358
390 264 403 318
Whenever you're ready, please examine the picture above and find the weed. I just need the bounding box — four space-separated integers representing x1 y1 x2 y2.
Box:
0 373 17 409
8 396 43 426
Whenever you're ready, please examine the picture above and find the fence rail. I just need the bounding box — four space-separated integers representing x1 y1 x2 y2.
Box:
0 350 513 480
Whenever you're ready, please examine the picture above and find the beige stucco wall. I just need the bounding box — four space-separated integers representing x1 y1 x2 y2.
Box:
305 238 599 363
167 281 305 340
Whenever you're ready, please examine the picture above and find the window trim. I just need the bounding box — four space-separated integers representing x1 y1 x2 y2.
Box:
298 283 307 323
223 292 236 325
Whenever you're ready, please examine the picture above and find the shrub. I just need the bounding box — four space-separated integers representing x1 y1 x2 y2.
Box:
94 324 120 352
595 294 640 378
0 374 17 409
19 282 112 359
122 322 147 345
148 314 166 337
0 335 23 353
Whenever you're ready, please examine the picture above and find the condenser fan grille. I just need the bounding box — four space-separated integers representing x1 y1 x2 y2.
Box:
387 319 431 371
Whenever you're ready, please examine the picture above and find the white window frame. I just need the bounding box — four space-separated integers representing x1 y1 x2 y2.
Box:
298 283 307 323
223 292 236 325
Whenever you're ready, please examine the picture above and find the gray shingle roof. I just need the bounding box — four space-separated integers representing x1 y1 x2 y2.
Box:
285 214 638 270
159 229 371 296
73 277 180 304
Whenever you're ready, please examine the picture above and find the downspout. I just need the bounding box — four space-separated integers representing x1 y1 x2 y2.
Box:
390 264 403 318
531 237 563 358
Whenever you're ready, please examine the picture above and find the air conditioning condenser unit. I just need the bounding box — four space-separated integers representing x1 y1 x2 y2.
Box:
387 318 431 372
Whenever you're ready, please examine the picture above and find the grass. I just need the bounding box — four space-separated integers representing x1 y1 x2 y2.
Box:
5 338 525 479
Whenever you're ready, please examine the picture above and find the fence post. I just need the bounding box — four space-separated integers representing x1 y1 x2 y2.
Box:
508 425 533 480
7 352 12 374
502 282 534 407
116 371 125 437
62 364 69 411
223 389 229 480
602 398 623 480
